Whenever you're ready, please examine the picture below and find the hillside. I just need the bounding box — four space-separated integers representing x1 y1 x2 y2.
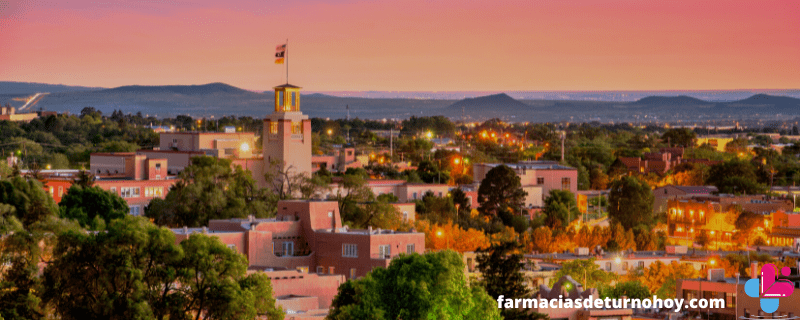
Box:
0 81 104 94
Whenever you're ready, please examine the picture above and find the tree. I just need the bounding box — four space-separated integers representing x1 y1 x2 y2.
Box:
328 250 502 320
334 174 375 226
602 281 650 300
706 159 763 194
146 156 275 227
542 190 580 229
43 216 283 320
58 185 128 229
628 260 697 298
724 138 749 155
476 242 548 320
552 258 616 290
0 177 59 227
415 220 490 253
478 165 527 216
661 128 696 147
608 176 654 230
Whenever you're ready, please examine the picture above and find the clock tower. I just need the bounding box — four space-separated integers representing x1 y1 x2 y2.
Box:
263 84 312 182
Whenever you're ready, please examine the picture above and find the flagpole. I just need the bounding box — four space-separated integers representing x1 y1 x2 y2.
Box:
286 38 289 84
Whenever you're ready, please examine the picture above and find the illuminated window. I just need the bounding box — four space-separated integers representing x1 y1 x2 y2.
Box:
121 187 140 198
291 122 302 134
270 122 278 134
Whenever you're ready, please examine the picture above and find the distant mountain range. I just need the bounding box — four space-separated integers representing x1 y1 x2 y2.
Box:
2 81 800 122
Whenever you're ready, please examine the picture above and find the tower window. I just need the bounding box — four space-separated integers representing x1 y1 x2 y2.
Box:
270 122 278 134
291 122 302 134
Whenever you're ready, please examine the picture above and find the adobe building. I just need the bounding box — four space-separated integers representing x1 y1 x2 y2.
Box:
472 161 576 208
39 152 178 215
171 200 425 310
311 146 361 173
676 264 800 320
653 185 718 214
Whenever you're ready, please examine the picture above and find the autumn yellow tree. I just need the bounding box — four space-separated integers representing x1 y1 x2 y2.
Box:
414 220 490 253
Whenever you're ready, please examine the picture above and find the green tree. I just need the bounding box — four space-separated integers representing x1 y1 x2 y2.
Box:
706 159 764 194
661 128 696 147
58 185 128 229
601 281 650 300
608 176 654 230
478 165 527 216
146 156 275 227
328 250 502 320
476 242 547 320
0 177 59 227
551 258 616 290
43 216 282 320
542 190 580 229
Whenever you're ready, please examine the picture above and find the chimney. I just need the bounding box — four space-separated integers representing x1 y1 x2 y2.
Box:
202 226 208 234
751 262 759 279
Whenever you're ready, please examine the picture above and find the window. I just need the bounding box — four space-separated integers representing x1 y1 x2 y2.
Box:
412 192 418 200
406 244 415 254
378 245 391 258
58 186 63 197
145 187 164 198
270 122 278 134
727 293 736 308
342 244 358 257
561 177 571 190
638 261 645 269
110 187 116 194
155 163 161 171
121 187 140 198
282 241 294 256
328 266 335 274
317 266 324 274
292 92 297 109
350 268 357 279
48 186 54 196
403 211 409 221
291 122 302 134
605 262 612 271
537 177 544 185
130 206 141 216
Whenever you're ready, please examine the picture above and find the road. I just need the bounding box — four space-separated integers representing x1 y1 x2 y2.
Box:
18 92 48 111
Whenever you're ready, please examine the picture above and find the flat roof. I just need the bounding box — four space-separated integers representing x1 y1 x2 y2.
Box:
479 161 575 170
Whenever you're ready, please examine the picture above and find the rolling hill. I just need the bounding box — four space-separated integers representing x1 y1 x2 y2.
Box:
2 81 800 122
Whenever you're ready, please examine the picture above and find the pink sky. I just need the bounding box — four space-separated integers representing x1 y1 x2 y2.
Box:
1 0 798 91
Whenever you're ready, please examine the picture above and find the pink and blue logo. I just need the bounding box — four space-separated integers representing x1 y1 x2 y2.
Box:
745 263 794 313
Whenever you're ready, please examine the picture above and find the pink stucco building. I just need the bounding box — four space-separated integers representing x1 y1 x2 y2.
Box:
171 200 425 312
472 161 578 207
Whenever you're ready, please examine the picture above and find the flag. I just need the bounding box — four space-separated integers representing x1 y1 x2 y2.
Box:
275 43 286 64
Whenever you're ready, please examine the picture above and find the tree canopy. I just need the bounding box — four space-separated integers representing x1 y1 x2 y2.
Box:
58 185 128 229
608 176 654 230
478 165 527 216
43 216 283 320
145 156 276 227
328 250 502 320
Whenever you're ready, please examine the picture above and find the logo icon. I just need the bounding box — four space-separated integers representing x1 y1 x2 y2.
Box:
745 263 794 313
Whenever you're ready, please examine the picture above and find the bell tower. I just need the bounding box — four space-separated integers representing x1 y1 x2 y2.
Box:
263 84 312 182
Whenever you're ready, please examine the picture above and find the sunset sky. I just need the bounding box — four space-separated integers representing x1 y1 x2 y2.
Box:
1 0 798 91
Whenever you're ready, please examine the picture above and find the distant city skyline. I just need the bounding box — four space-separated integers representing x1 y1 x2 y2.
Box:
1 0 798 92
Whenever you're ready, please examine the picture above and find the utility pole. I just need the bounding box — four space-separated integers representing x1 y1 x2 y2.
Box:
561 131 565 162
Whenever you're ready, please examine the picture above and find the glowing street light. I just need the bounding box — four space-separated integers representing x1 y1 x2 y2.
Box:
614 257 622 264
327 129 333 136
453 158 460 165
426 131 433 139
240 143 250 152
